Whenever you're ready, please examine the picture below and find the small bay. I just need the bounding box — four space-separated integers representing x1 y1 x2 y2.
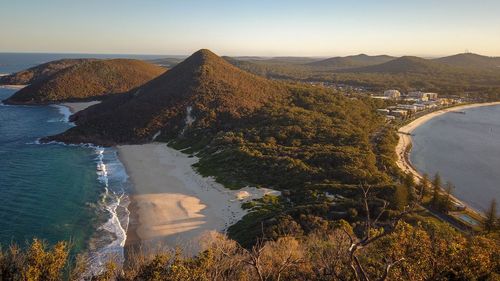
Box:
411 105 500 213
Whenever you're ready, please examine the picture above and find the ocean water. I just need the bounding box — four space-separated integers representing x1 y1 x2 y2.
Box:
411 105 500 213
0 87 130 271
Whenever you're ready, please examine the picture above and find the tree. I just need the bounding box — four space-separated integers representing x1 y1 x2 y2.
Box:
393 184 409 211
483 199 497 233
419 173 430 198
431 172 442 208
441 181 455 214
402 173 416 202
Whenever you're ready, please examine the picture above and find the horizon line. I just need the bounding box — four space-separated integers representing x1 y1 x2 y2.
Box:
0 50 498 59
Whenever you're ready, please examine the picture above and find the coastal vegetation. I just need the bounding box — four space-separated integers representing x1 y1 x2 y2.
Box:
22 49 500 279
1 212 499 280
3 59 165 104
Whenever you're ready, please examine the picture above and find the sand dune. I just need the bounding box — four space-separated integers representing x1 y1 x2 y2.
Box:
118 143 279 253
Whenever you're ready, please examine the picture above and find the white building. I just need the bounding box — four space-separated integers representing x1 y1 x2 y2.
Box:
414 104 427 111
390 110 408 117
408 91 438 101
383 89 401 99
397 104 417 113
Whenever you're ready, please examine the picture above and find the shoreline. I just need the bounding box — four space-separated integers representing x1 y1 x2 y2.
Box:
0 84 27 90
396 101 500 214
61 101 100 114
118 143 279 254
54 101 128 273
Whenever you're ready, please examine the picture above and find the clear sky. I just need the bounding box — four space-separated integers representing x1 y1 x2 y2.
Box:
1 0 499 57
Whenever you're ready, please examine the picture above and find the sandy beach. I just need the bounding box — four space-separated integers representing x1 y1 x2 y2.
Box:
396 102 500 183
118 143 279 253
61 101 100 113
0 85 27 90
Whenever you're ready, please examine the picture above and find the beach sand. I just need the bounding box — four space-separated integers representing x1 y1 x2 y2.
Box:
396 102 500 182
61 101 100 113
118 143 278 253
0 85 27 90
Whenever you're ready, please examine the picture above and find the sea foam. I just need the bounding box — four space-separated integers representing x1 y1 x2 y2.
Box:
32 104 131 276
49 104 74 124
87 148 130 275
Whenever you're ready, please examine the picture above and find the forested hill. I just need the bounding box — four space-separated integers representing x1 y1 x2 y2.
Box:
50 49 289 144
0 58 96 85
49 50 401 247
49 48 393 189
3 59 165 104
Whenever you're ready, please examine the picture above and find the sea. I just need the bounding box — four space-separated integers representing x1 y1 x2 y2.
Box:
411 105 500 214
0 53 168 272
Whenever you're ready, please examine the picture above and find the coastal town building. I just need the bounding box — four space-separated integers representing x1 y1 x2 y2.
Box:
390 109 408 117
396 104 418 113
383 89 401 99
377 108 390 114
408 91 438 101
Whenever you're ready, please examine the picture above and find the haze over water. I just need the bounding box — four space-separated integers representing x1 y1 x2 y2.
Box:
411 105 500 213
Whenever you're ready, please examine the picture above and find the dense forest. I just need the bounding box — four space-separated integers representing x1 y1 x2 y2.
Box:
16 49 499 280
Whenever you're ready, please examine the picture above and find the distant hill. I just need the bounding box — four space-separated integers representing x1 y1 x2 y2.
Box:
307 54 395 69
50 49 288 145
345 56 455 74
3 59 165 104
147 57 185 68
225 56 321 64
0 59 96 85
434 53 500 69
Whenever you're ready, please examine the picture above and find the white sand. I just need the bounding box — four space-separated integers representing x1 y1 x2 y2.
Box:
61 101 100 113
118 143 279 252
396 102 500 182
0 85 27 90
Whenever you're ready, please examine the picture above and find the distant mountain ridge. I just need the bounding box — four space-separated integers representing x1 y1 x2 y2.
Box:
50 49 288 145
307 54 396 69
147 57 185 68
3 59 165 104
343 56 457 73
434 53 500 69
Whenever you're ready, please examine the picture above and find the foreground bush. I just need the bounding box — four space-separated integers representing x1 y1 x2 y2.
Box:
2 223 498 281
